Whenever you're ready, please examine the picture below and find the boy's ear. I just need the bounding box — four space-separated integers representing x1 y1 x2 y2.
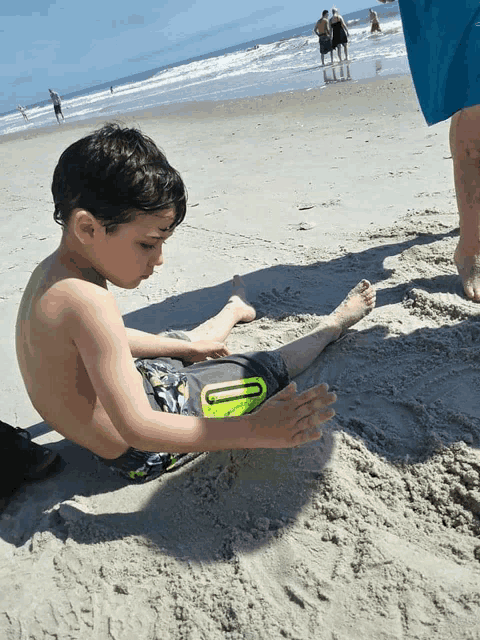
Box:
71 208 102 244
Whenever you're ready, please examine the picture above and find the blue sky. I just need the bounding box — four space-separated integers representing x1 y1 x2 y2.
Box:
1 0 371 113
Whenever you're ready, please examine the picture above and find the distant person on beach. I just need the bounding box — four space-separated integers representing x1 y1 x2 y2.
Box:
0 419 62 510
330 8 349 61
110 86 114 94
48 89 64 124
17 105 29 122
369 8 381 32
15 123 375 483
314 10 334 66
378 0 480 302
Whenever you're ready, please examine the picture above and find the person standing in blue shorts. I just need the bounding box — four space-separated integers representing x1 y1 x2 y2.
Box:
379 0 480 302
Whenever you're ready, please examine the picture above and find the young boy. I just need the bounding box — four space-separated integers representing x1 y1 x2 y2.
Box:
16 123 375 483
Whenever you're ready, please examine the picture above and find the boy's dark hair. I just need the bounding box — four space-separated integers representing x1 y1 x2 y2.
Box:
52 123 187 233
322 9 329 17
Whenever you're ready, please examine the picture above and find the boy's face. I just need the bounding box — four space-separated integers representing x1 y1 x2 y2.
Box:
92 208 176 289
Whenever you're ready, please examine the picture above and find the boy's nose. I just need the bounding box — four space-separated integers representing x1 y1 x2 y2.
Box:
152 247 164 267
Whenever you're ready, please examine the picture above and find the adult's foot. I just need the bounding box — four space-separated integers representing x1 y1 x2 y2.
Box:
227 275 257 323
329 279 376 337
454 247 480 302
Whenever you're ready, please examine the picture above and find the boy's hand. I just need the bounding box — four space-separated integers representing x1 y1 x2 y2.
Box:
185 340 231 363
248 382 336 449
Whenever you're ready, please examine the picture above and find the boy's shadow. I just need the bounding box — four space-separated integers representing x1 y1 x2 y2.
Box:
0 430 337 559
124 227 460 335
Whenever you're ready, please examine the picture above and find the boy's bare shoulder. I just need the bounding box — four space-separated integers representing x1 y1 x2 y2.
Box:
38 277 117 323
50 277 112 302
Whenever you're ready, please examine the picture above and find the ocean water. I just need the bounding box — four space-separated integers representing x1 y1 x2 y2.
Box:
0 7 408 137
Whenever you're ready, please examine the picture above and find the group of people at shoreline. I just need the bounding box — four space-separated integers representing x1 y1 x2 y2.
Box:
16 86 116 127
313 7 381 66
314 8 350 66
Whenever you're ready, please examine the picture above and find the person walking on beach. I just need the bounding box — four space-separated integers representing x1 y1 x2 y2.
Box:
15 123 376 483
369 8 381 32
330 8 349 61
17 105 29 122
314 10 334 66
49 89 65 124
378 0 480 302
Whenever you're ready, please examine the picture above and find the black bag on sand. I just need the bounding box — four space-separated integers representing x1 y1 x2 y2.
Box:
0 420 63 509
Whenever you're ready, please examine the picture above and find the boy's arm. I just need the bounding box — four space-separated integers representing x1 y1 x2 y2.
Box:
66 282 335 452
125 327 229 362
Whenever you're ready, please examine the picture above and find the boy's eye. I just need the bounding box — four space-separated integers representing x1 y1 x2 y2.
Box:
140 238 168 250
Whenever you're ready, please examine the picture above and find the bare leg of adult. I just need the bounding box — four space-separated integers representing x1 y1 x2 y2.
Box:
344 44 349 60
450 105 480 301
274 280 376 378
185 275 256 343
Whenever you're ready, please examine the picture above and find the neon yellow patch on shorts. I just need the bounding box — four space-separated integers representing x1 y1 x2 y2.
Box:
200 377 267 417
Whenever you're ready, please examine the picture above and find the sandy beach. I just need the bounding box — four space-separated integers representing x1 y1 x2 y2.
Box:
1 73 480 639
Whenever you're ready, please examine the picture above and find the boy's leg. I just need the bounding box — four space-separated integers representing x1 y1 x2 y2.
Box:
273 280 375 378
185 276 375 378
184 275 256 344
182 280 375 415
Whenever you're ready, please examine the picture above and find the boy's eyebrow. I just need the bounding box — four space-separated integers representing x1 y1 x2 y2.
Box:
145 228 175 239
156 220 178 234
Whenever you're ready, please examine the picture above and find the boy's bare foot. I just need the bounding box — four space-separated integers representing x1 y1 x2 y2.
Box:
329 279 376 337
454 246 480 302
227 275 257 323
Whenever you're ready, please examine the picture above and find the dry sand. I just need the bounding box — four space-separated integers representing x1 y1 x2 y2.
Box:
1 74 480 640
